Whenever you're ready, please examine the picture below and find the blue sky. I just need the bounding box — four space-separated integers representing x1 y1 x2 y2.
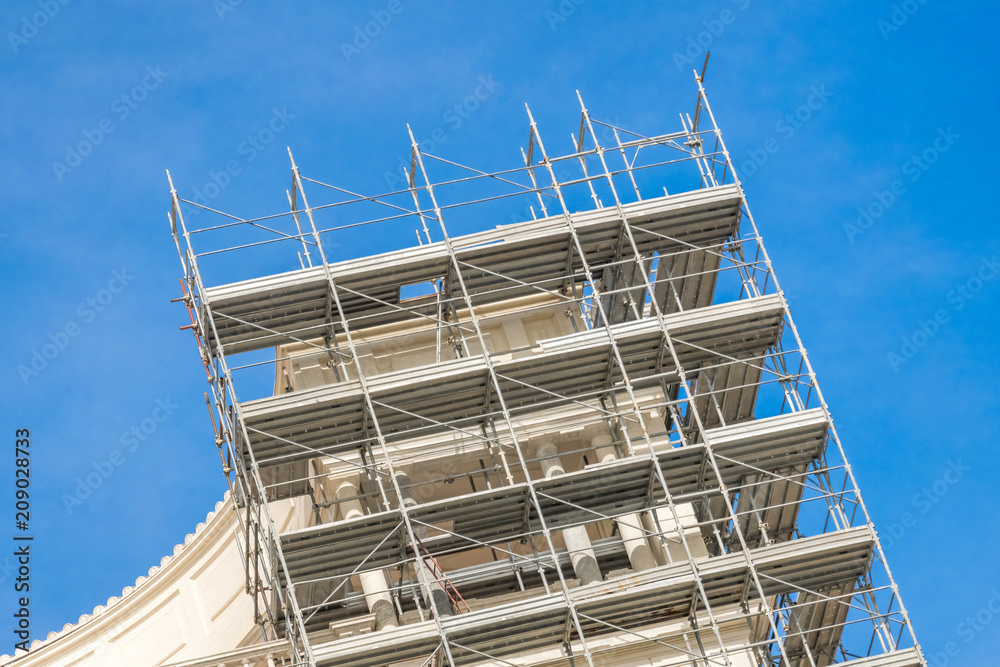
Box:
0 0 997 661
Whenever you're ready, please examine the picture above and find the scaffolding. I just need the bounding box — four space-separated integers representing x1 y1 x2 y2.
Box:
166 69 926 667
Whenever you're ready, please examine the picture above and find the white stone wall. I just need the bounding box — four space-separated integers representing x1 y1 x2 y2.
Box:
0 494 310 667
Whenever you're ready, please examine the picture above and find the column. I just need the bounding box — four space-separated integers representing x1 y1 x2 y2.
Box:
395 471 455 617
591 432 658 571
535 439 603 585
335 477 399 630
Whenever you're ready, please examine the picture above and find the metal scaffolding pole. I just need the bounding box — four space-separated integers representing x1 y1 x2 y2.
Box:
692 70 924 664
164 75 924 667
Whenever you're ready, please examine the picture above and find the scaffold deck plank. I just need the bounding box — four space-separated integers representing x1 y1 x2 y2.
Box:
278 408 829 582
575 526 872 637
780 581 855 667
309 527 873 667
664 407 828 496
835 649 923 667
312 619 440 667
241 294 783 469
204 185 742 354
280 509 405 583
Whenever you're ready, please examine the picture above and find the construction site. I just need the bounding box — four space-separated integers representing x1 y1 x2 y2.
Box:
147 70 927 667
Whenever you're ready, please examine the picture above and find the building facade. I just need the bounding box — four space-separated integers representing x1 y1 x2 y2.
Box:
2 77 925 667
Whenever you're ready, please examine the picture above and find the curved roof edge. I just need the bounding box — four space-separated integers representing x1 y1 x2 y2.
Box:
0 490 235 665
